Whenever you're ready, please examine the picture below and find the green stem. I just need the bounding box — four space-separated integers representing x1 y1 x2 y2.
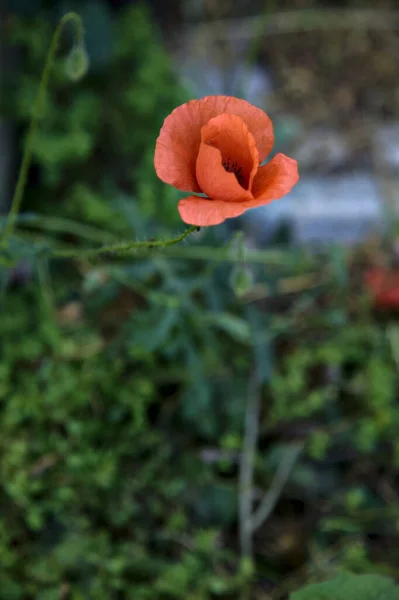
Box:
52 225 198 258
0 12 84 248
46 239 313 265
116 244 313 266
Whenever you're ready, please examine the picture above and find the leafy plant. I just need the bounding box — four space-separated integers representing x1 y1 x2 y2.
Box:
3 2 188 232
291 572 399 600
1 3 399 598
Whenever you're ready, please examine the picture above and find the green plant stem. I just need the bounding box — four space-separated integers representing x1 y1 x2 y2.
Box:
250 442 303 533
0 12 84 249
1 229 317 268
53 242 313 265
239 372 261 562
51 225 198 258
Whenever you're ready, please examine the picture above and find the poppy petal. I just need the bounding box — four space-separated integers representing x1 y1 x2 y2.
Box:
178 196 253 226
154 96 274 192
209 96 273 162
155 102 203 193
196 115 256 202
252 153 299 201
198 114 259 194
178 192 291 226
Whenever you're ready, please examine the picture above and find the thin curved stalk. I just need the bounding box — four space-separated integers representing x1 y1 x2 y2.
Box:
0 12 84 248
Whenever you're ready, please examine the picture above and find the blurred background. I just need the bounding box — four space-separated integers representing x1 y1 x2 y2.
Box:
1 0 399 598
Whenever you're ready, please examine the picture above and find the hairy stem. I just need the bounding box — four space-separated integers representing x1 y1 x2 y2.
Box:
51 225 198 258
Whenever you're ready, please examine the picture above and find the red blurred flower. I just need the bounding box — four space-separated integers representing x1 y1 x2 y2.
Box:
364 267 399 309
154 96 299 226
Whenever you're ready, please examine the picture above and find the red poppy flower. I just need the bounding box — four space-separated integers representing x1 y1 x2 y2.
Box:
365 267 399 309
154 96 299 226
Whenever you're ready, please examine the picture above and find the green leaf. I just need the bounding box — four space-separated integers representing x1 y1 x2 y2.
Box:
128 308 178 352
201 313 251 344
290 572 399 600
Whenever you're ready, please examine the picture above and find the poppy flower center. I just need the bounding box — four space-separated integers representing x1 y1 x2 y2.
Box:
222 158 244 186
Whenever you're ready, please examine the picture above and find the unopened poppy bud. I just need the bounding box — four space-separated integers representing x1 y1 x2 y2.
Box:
65 42 89 81
230 265 254 298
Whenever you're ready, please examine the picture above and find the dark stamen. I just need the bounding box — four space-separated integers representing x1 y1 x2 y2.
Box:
222 157 244 185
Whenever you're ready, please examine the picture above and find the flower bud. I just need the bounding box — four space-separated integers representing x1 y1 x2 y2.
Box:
230 265 254 298
65 43 89 81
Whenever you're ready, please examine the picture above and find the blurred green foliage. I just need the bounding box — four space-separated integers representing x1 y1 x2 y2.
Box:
3 2 188 233
290 572 399 600
2 248 399 597
1 2 399 598
0 256 257 598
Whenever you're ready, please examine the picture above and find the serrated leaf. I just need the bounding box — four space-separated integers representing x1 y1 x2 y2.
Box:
290 572 399 600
